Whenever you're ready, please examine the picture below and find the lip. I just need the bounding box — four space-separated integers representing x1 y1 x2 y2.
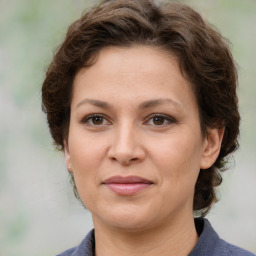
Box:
102 175 154 196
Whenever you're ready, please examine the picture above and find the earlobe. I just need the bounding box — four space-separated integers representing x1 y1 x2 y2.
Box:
200 127 225 170
64 140 72 172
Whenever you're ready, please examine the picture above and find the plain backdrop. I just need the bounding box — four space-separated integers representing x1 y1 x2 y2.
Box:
0 0 255 255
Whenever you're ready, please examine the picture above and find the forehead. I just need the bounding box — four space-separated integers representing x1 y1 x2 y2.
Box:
85 45 181 80
72 45 197 112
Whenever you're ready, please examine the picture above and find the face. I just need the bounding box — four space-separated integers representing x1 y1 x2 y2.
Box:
65 46 219 232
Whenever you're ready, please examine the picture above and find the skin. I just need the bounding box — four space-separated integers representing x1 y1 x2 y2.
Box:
64 45 224 256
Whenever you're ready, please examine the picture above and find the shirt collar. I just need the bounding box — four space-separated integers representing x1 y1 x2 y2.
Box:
75 218 219 256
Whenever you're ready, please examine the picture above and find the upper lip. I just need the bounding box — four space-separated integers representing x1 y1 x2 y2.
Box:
102 175 153 184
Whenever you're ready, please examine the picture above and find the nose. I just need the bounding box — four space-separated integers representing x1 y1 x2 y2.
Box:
107 123 146 165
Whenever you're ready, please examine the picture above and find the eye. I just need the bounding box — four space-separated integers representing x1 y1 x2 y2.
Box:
145 114 176 126
81 114 110 126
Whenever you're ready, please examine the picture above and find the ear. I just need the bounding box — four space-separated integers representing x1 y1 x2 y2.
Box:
64 140 72 172
200 127 225 170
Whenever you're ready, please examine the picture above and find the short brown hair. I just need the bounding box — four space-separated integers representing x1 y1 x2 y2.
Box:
42 0 240 216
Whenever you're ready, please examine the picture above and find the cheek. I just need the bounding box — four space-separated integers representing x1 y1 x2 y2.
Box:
70 145 99 208
154 136 202 210
68 132 105 198
153 132 203 186
69 130 106 169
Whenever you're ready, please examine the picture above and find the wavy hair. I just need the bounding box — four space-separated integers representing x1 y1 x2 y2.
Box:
42 0 240 216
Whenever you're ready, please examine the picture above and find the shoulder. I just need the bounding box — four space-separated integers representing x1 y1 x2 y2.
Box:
190 218 255 256
56 229 95 256
56 247 76 256
220 239 255 256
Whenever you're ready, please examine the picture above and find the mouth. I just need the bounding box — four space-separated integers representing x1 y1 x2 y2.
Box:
102 175 154 196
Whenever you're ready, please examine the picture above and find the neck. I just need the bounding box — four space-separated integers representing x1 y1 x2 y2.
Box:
93 214 198 256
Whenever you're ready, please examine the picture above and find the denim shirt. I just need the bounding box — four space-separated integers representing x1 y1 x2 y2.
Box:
57 218 255 256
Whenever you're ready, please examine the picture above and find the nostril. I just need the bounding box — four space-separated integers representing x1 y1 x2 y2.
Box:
109 156 117 161
109 156 139 165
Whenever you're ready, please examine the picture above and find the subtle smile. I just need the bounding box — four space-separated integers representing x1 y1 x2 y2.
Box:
102 175 154 196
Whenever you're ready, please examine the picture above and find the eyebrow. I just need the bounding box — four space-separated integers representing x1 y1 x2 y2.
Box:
76 98 182 110
76 99 111 109
138 98 182 109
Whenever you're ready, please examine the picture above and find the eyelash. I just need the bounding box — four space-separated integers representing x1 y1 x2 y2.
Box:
80 113 176 127
81 114 110 126
144 113 176 126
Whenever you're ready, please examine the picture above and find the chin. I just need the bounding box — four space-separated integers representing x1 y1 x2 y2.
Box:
108 217 154 232
93 203 157 232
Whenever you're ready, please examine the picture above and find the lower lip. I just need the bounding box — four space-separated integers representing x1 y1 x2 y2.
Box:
105 183 152 196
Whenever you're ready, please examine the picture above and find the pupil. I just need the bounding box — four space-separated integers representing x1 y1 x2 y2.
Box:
93 117 103 125
153 117 164 125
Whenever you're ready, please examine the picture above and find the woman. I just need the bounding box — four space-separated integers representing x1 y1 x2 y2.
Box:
42 0 255 255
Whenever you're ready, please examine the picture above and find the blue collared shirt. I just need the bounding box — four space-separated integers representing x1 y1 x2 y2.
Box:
57 218 255 256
